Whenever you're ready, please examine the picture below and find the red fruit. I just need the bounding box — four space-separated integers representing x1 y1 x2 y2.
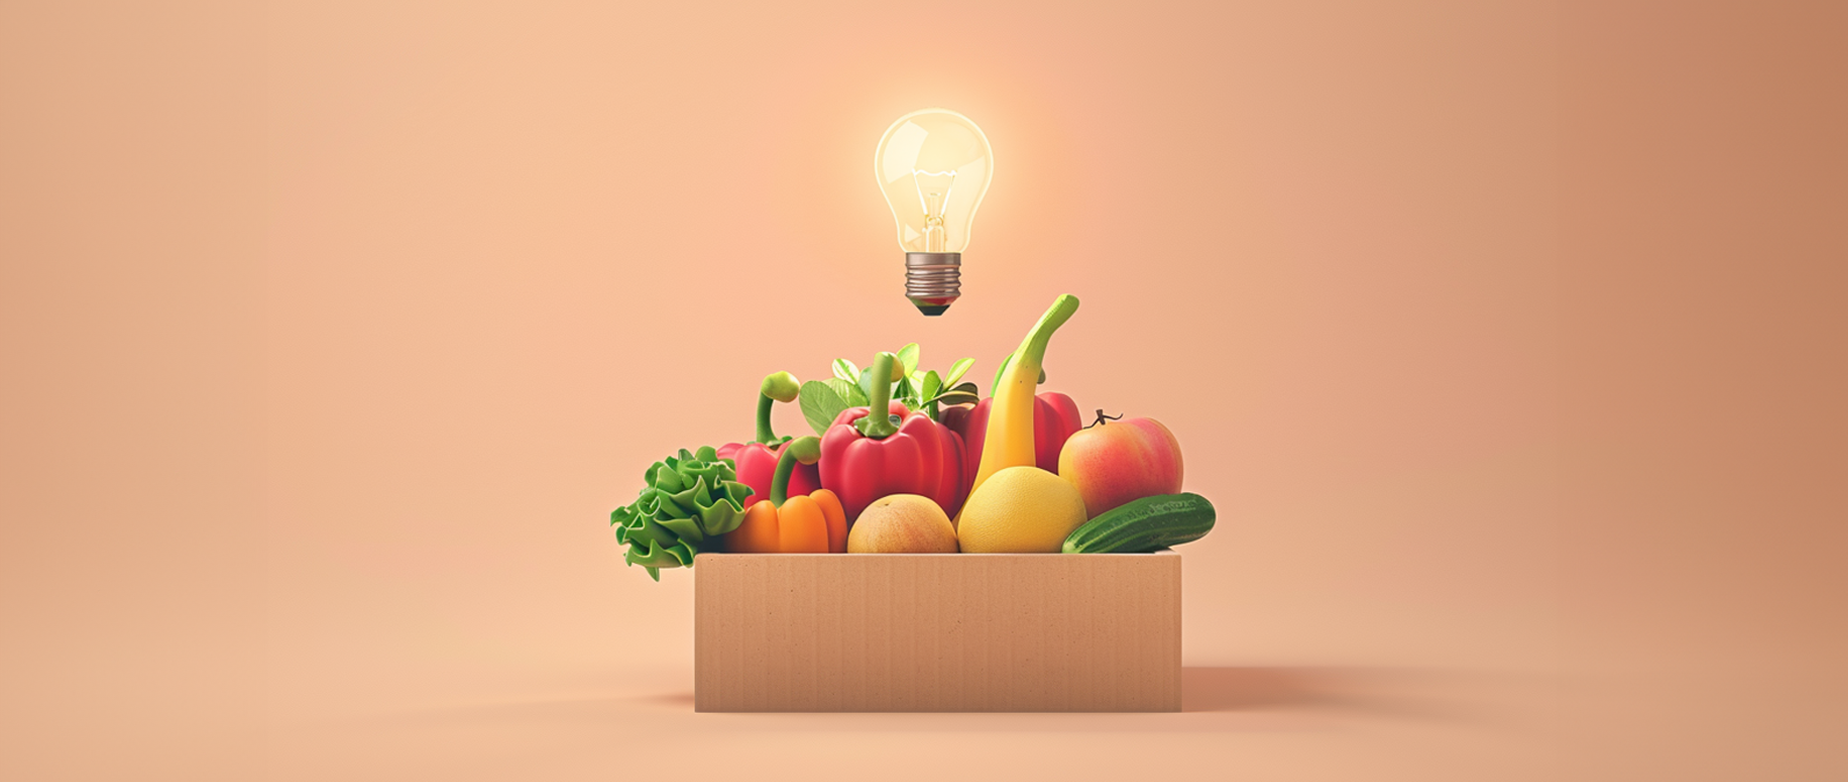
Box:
1057 413 1184 517
725 441 820 508
941 392 1083 488
819 402 967 522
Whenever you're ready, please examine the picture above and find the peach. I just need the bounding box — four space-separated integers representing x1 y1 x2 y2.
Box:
847 494 959 553
1057 416 1184 518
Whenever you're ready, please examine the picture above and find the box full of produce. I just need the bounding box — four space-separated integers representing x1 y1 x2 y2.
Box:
607 295 1217 712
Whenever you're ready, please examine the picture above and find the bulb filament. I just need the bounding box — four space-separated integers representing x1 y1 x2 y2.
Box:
911 169 957 253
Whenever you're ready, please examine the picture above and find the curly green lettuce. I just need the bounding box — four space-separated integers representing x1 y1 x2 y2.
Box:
611 445 753 580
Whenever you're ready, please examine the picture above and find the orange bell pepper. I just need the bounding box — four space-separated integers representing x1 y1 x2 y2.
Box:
726 436 848 553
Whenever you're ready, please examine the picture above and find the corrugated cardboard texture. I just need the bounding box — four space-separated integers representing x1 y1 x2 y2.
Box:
695 552 1180 712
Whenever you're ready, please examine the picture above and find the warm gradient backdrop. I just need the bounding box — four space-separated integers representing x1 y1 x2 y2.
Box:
2 1 1842 780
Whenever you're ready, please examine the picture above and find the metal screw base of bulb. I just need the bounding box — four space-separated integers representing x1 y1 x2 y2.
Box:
905 252 961 316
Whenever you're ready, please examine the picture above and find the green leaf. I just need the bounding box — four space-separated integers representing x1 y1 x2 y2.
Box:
896 343 920 377
799 380 849 437
857 366 878 402
921 370 942 405
945 357 974 387
832 358 859 384
824 377 867 407
894 376 916 409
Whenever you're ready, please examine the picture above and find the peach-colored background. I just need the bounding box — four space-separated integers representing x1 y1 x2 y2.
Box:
2 1 1842 779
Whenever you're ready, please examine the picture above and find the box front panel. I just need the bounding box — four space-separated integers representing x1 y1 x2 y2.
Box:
694 552 1180 712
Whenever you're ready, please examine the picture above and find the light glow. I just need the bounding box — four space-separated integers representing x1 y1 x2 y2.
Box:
874 109 994 255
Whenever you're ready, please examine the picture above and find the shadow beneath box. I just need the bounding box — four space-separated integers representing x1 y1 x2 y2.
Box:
655 668 1449 716
637 691 695 708
1183 666 1335 713
433 667 1504 728
1183 666 1518 725
395 690 693 725
662 668 1412 715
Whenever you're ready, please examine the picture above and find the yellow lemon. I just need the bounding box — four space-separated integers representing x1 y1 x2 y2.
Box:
956 466 1089 553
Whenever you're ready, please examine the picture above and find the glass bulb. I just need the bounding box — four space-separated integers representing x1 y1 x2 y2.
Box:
874 108 993 316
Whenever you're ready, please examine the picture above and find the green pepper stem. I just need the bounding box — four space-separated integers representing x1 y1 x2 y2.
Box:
754 392 777 444
768 436 821 506
754 371 800 444
856 353 900 439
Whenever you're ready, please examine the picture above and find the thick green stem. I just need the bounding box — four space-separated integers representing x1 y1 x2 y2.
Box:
754 393 776 444
768 436 821 506
855 353 900 439
753 371 799 444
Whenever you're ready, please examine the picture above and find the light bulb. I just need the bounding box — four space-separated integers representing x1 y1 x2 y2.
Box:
874 108 994 316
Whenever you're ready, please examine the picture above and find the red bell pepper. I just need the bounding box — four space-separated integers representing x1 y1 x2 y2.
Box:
726 436 848 553
941 391 1083 488
818 353 967 523
718 372 819 507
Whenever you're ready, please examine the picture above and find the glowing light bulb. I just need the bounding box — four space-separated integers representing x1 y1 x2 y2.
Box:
874 108 994 316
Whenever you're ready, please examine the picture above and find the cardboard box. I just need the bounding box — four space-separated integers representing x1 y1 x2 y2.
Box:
694 551 1180 712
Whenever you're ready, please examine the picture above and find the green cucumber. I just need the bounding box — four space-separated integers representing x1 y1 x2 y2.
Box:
1061 493 1216 553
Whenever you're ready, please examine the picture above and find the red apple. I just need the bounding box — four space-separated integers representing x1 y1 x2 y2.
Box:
1056 414 1184 517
